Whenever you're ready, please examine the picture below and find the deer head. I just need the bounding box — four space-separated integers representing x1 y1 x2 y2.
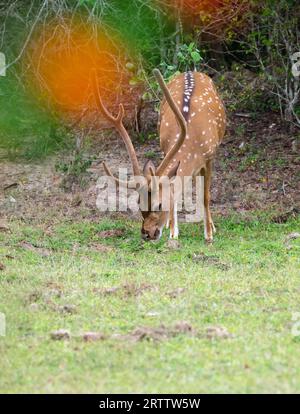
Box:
92 69 187 241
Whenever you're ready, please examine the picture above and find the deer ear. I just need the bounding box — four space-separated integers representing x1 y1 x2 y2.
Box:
143 160 156 182
167 161 180 179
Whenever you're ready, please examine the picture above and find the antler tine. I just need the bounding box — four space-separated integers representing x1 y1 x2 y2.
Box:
153 69 187 176
103 161 131 186
92 70 141 177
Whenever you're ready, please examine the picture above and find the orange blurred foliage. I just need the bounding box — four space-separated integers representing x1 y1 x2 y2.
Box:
27 19 130 114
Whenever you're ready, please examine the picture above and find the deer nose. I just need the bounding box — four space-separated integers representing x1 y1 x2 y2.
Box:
141 228 161 241
141 228 150 240
142 232 150 241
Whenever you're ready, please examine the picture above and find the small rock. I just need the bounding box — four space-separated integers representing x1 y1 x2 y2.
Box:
82 332 106 342
29 303 39 312
9 196 16 203
50 329 70 341
146 311 160 317
286 232 300 241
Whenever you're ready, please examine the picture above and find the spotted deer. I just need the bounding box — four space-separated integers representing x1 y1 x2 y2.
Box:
93 69 226 243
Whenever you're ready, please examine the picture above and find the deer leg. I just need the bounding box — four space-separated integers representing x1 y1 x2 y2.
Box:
166 213 170 229
203 160 214 243
169 201 179 239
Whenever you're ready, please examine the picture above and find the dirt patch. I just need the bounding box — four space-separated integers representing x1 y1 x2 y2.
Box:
98 229 125 238
56 304 77 314
271 207 300 224
99 286 120 295
98 282 154 297
89 243 114 253
26 290 43 304
205 326 232 340
19 241 52 257
50 329 71 341
167 239 181 250
113 321 195 342
48 323 233 343
167 287 186 299
81 332 107 342
191 252 230 271
0 221 10 232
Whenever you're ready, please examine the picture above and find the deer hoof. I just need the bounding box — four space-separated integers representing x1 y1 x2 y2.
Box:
205 237 213 244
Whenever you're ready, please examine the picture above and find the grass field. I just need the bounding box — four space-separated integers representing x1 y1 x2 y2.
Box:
0 215 300 393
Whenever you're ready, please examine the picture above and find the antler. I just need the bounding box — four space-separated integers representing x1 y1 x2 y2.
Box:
92 70 141 181
153 69 187 176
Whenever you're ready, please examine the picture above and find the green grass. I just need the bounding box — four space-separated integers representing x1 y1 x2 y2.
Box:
0 215 300 393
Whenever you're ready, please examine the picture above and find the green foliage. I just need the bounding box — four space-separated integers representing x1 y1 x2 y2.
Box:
144 150 156 160
236 0 300 123
159 42 203 80
102 0 174 67
55 152 93 176
0 74 72 160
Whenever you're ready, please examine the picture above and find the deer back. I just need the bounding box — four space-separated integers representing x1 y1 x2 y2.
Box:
159 72 226 177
